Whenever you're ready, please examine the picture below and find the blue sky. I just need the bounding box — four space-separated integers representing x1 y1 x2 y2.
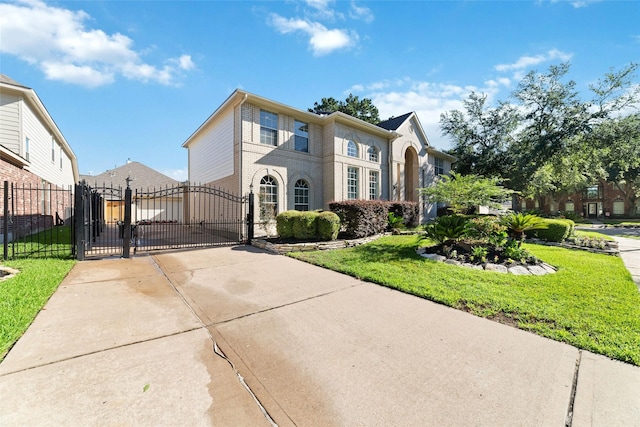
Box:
1 0 638 182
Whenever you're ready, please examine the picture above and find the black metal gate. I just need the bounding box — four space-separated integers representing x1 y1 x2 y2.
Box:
2 180 74 260
74 181 254 260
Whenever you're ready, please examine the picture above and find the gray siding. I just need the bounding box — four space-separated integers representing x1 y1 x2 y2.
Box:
188 110 234 184
0 92 21 154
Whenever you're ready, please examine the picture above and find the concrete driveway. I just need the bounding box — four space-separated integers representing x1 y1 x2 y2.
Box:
1 245 639 426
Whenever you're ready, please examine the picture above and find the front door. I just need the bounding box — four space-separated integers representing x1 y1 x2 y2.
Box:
588 203 598 218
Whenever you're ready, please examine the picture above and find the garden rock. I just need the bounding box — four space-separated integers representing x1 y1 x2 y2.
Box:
508 265 531 275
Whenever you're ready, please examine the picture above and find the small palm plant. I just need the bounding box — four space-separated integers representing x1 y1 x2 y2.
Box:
500 212 548 244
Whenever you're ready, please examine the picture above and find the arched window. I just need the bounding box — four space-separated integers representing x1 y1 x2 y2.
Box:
347 140 358 158
294 179 309 211
367 146 379 162
259 176 278 220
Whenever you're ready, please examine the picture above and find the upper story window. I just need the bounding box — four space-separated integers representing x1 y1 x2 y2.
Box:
347 140 358 158
434 157 445 176
51 138 56 162
25 137 30 161
260 110 278 146
367 146 379 162
294 179 309 211
294 120 309 152
59 145 63 169
584 185 601 199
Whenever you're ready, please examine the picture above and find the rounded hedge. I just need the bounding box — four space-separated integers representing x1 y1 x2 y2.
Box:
276 210 301 239
534 218 575 242
317 211 340 241
293 211 318 240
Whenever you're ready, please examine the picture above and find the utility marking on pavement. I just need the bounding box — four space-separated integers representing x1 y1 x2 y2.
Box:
565 350 582 427
150 255 280 427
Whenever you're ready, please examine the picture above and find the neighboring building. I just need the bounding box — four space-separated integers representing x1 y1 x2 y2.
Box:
523 180 639 218
0 74 79 189
182 90 454 224
0 74 79 240
81 160 183 223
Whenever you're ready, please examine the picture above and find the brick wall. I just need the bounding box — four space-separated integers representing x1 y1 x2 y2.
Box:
1 159 73 240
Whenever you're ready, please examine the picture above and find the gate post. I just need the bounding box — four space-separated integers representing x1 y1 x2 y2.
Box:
247 186 254 243
123 185 132 258
74 183 86 261
3 181 8 260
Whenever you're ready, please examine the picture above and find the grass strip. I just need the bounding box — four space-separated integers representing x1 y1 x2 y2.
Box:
0 258 76 360
290 234 640 366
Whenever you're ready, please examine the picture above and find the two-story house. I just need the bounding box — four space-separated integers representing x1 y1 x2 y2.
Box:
182 90 454 225
0 74 79 240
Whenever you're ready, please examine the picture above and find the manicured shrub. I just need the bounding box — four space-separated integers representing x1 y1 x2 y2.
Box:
317 211 340 241
529 218 575 242
276 210 301 239
329 200 388 238
293 211 318 240
387 202 420 228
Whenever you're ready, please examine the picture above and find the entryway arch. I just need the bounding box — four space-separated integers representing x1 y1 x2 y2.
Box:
404 146 419 202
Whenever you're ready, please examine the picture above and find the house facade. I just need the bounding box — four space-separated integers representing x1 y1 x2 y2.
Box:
183 90 454 225
0 74 78 190
0 74 79 240
523 180 639 219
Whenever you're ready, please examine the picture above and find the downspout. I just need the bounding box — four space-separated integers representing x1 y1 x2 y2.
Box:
389 138 393 201
238 93 248 195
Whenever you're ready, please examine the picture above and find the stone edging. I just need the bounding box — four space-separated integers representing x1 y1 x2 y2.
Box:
0 266 20 281
528 238 620 256
415 248 557 276
251 234 386 255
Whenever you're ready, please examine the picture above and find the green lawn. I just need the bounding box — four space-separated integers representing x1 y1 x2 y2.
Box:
289 235 640 366
0 258 76 360
9 225 74 259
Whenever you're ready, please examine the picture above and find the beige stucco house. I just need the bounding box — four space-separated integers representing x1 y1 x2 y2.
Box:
182 90 454 224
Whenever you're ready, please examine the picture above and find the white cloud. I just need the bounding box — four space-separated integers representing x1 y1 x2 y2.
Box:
495 49 573 72
0 0 194 87
349 77 512 150
547 0 602 8
270 14 355 55
350 2 374 23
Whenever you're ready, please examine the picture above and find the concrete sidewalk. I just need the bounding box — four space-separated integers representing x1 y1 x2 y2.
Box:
2 246 639 426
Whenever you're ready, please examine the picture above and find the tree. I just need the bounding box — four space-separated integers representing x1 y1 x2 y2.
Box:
308 93 380 124
440 92 520 179
420 172 514 214
440 62 640 202
510 62 592 191
591 113 640 215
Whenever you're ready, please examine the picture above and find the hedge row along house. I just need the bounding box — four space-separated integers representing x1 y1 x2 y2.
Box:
182 90 455 229
0 74 79 241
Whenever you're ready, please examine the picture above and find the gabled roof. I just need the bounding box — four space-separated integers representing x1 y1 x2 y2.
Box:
0 74 29 88
183 89 400 148
377 112 413 131
82 161 179 189
0 74 79 182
